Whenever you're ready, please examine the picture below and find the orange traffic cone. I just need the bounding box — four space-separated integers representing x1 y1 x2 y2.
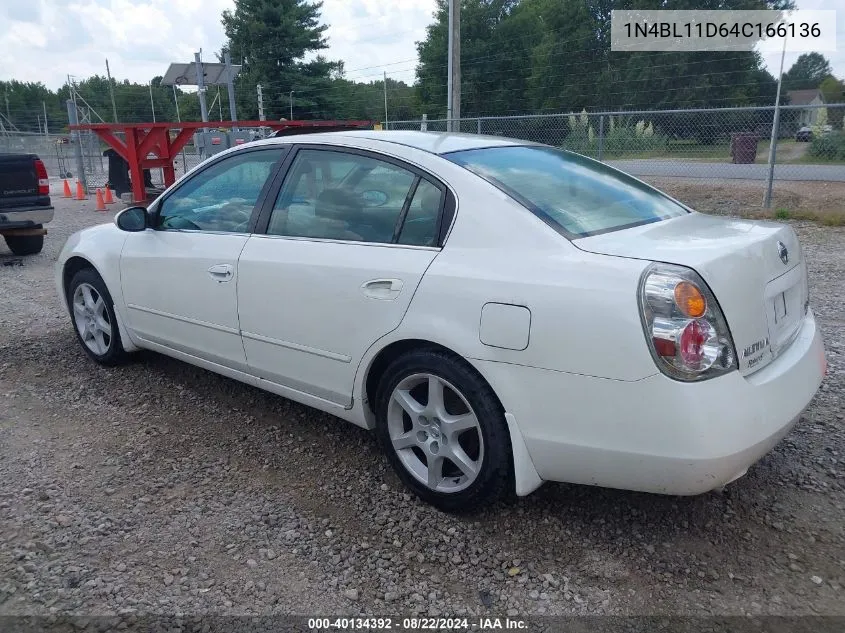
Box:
62 179 72 198
75 180 86 200
104 187 115 204
95 189 106 211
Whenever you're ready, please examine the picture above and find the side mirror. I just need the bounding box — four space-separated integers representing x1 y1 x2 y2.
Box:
114 206 149 232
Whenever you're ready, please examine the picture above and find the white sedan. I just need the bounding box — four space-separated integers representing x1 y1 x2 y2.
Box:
56 131 827 512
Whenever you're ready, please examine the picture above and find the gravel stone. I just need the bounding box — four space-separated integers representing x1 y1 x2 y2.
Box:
0 200 843 618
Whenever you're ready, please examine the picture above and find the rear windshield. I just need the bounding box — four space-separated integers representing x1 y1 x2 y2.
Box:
445 146 688 238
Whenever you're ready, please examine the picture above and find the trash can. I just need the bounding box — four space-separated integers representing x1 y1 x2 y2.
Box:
730 133 758 164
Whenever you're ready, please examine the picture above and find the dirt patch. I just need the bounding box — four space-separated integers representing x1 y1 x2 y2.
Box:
647 178 845 225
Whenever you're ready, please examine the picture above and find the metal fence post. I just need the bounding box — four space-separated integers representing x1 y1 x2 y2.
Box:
598 115 605 162
763 107 782 208
66 99 86 190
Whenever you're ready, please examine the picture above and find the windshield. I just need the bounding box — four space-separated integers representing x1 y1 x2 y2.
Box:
445 146 688 238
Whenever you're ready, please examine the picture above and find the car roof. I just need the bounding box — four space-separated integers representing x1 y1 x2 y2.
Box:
265 130 535 155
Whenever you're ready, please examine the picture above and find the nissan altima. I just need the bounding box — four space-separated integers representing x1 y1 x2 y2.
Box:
56 131 826 512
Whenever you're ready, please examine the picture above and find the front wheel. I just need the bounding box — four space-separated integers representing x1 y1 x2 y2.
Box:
67 268 129 366
374 349 512 513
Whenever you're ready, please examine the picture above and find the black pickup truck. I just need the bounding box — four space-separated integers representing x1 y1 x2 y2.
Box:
0 153 54 255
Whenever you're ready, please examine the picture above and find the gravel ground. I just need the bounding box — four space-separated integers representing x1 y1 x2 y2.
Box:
1 196 844 623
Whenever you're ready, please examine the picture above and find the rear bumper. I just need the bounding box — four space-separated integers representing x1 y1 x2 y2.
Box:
476 310 825 495
0 206 54 228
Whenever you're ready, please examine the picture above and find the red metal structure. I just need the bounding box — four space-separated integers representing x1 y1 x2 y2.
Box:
70 120 375 203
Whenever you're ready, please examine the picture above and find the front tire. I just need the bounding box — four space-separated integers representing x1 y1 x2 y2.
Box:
67 268 129 366
4 230 44 255
374 349 512 513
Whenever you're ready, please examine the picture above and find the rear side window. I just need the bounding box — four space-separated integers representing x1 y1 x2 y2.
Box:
398 179 442 247
446 146 688 238
267 149 422 244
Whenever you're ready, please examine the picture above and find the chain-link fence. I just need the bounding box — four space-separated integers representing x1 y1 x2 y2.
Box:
391 104 845 208
10 102 842 209
0 132 79 180
69 126 271 193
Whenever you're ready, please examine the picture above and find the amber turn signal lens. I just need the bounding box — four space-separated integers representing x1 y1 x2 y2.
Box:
674 281 707 318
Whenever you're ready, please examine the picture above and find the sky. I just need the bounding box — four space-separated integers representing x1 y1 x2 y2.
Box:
0 0 842 93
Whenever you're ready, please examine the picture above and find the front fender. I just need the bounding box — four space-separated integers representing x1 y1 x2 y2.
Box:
55 224 139 352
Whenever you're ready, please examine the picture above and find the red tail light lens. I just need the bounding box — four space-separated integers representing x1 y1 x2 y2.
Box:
34 159 49 196
679 319 718 369
639 263 736 382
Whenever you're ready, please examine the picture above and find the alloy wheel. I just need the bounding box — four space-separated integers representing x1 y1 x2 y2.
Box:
72 282 112 356
386 373 484 493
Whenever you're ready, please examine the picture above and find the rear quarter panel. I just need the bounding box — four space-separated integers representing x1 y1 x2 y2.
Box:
353 154 659 420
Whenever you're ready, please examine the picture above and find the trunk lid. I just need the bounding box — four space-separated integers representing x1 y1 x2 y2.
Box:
575 212 808 375
0 153 46 209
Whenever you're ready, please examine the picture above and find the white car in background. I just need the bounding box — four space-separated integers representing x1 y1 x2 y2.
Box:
56 131 826 512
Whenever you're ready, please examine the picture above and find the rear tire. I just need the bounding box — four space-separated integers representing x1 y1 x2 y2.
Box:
374 348 512 513
67 268 129 366
4 229 44 256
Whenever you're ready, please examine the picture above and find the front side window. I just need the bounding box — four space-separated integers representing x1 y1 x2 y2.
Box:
267 150 422 244
157 149 285 232
446 146 688 238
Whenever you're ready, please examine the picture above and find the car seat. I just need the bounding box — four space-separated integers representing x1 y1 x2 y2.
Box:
312 188 365 241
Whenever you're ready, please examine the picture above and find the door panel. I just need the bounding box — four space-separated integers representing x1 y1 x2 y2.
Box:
237 237 437 405
236 147 446 406
119 147 287 370
121 232 249 370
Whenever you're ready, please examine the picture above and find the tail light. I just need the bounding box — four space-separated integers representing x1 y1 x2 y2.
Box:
34 159 50 196
638 263 737 381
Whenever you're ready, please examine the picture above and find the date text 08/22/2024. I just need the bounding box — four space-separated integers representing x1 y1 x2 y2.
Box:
307 617 528 630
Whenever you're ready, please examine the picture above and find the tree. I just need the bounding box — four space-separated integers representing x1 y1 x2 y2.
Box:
414 0 791 119
819 75 845 104
782 53 833 91
416 0 526 118
222 0 339 120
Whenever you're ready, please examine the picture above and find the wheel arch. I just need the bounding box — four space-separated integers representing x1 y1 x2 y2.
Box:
61 255 140 354
358 336 543 497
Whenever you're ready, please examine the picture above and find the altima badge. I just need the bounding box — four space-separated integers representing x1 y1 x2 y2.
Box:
777 241 789 265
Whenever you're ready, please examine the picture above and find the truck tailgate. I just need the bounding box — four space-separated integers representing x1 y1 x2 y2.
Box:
0 153 49 210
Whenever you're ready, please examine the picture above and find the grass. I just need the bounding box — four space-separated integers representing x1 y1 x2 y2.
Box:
766 208 845 226
652 178 845 228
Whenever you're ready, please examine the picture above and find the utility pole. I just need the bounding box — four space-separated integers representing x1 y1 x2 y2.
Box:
224 51 238 129
763 34 788 208
172 85 187 175
194 51 209 123
289 90 294 121
149 83 156 122
66 99 87 190
4 90 9 123
446 0 461 132
42 101 49 138
383 71 389 129
257 84 265 121
105 59 119 123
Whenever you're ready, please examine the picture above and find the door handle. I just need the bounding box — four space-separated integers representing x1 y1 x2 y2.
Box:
361 278 403 300
208 264 234 282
